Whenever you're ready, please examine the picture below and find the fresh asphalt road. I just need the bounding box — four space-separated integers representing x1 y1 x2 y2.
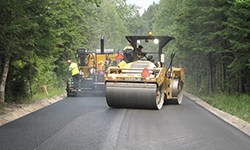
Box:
0 96 249 150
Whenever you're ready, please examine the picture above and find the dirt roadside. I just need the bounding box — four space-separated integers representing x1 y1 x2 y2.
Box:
0 92 249 137
0 94 66 126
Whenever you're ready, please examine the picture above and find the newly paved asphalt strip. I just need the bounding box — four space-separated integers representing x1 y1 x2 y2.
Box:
183 91 250 136
0 94 249 150
1 92 249 136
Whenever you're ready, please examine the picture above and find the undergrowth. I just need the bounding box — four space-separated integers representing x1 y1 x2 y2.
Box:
184 78 250 123
202 94 250 123
28 88 65 103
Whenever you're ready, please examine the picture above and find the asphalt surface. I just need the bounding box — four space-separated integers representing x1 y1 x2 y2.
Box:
0 96 249 150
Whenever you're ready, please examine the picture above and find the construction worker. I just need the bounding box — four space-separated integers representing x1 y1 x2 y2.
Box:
134 45 146 60
136 45 143 52
67 59 80 90
123 42 134 63
123 42 134 51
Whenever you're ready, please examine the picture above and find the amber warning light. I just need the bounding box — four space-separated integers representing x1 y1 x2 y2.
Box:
148 31 153 37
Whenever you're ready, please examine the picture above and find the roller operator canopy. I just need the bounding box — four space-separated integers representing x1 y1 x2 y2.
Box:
125 35 175 55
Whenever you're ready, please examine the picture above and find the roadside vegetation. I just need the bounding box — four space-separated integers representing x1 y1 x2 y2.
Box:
0 86 65 115
24 87 66 104
154 0 250 123
185 78 250 123
0 0 249 122
0 0 141 105
203 94 250 123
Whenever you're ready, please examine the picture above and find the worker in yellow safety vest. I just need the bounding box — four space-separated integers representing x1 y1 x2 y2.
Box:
67 59 80 90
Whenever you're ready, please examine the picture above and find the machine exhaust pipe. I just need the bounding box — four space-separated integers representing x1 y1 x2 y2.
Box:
101 35 104 54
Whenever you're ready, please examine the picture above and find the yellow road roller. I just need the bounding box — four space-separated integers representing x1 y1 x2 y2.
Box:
104 33 185 109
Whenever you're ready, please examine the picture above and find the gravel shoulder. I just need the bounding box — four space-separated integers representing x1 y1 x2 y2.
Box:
0 92 249 137
0 95 66 126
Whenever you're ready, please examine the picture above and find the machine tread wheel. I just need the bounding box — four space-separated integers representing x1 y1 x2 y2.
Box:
166 91 183 105
164 78 183 105
155 84 164 109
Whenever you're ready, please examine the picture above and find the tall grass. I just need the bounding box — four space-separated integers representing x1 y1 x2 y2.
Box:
33 87 65 101
0 86 65 115
184 77 250 123
23 87 66 104
0 104 6 115
202 94 250 123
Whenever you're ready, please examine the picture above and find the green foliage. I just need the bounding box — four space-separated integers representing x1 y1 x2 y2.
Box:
93 0 129 49
115 0 144 35
152 0 250 123
142 3 159 33
153 0 250 94
32 57 58 93
0 0 101 103
225 0 250 90
26 87 65 104
202 94 250 123
1 0 249 105
1 0 145 104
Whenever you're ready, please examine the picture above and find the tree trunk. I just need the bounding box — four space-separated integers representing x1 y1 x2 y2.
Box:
208 52 214 95
195 64 199 90
239 70 245 93
222 60 226 92
0 56 10 105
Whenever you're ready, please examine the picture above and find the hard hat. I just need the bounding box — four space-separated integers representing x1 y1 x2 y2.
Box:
67 59 71 64
138 45 143 48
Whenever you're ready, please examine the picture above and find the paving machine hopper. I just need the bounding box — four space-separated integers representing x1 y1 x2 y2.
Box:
66 37 119 96
104 33 185 109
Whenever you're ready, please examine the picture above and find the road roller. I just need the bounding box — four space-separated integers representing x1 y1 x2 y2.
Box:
104 33 185 110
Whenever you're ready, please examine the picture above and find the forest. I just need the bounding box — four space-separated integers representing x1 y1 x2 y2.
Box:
0 0 249 106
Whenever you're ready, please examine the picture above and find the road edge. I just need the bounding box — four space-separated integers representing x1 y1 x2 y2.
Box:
183 91 250 137
0 94 66 126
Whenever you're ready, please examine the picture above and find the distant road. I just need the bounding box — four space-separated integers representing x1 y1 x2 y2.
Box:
0 96 249 150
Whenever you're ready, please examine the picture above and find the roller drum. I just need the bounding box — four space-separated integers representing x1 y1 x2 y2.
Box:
106 82 159 109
